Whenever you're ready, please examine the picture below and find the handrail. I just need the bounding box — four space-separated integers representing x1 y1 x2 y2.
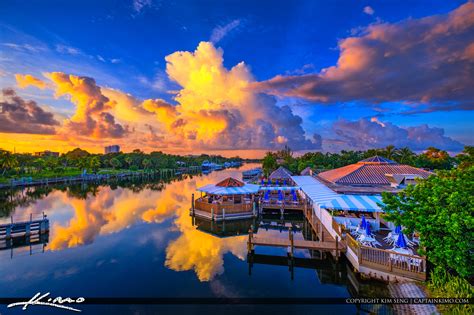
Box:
344 226 426 279
195 198 253 215
359 245 426 276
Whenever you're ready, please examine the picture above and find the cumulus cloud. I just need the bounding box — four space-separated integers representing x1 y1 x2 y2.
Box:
0 88 59 134
15 74 47 89
12 43 321 151
330 117 464 151
253 2 474 113
47 72 128 138
210 19 241 43
162 41 319 150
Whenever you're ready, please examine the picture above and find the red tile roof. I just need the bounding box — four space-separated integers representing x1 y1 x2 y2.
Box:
215 177 245 187
317 157 432 186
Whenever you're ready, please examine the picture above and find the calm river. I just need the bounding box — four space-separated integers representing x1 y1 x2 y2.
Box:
0 164 391 314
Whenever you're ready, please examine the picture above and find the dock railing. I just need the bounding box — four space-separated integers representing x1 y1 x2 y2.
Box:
194 198 253 215
343 227 426 281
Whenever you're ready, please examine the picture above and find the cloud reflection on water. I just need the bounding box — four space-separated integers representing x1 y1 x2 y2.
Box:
17 168 251 281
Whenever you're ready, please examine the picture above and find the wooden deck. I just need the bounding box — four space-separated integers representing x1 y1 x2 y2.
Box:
0 214 49 240
260 202 304 211
250 235 345 251
247 224 345 260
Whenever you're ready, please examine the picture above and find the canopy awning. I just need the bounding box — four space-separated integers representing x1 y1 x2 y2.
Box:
259 186 300 191
198 183 260 195
321 194 384 212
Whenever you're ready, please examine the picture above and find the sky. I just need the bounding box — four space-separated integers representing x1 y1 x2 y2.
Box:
0 0 473 158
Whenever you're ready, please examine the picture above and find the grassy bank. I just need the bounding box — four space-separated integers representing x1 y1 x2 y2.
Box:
425 267 473 314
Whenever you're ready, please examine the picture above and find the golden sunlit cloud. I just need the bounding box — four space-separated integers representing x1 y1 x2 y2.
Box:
15 74 47 89
9 41 318 155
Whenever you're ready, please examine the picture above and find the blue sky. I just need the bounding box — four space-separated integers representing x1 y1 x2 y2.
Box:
0 0 472 156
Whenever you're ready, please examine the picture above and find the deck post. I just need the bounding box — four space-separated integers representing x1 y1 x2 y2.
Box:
247 226 254 253
335 235 339 261
222 208 226 221
289 227 294 258
5 225 11 239
191 193 195 216
211 208 214 221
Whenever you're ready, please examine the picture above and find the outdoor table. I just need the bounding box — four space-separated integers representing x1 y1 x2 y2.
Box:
358 235 381 247
389 247 413 264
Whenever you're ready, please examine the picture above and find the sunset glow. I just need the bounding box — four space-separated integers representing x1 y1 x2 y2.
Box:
1 1 471 157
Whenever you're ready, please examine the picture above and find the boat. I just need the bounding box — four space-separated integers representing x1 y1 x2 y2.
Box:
242 167 262 182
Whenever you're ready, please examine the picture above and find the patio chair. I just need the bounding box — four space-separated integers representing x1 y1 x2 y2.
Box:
384 232 400 246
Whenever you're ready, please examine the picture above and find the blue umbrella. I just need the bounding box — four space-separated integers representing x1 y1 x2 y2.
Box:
395 225 402 234
395 231 408 248
360 215 367 229
365 222 371 236
292 190 297 202
267 179 272 186
260 178 265 185
278 190 283 201
283 179 287 186
264 190 269 202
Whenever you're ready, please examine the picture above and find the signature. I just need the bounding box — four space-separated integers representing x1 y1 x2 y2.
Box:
7 292 85 312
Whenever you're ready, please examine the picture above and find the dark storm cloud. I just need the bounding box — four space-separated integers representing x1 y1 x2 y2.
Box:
0 88 59 134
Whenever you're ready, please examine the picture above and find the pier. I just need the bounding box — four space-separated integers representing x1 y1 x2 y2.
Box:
292 175 427 281
0 213 49 240
247 226 344 260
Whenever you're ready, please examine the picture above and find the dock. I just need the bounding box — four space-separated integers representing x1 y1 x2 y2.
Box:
0 213 49 240
247 226 344 260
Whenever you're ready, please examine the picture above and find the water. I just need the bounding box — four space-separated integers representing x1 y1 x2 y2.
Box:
0 164 391 314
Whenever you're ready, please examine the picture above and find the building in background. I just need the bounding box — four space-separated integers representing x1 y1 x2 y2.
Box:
105 145 120 154
34 150 60 157
316 155 432 194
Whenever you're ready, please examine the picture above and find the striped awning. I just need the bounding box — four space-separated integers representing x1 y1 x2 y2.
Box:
198 183 260 195
259 186 300 191
321 194 384 212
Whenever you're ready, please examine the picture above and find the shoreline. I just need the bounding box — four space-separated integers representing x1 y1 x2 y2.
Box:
0 166 202 190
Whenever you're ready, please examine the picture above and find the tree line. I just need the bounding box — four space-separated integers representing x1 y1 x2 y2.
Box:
0 148 243 180
262 145 472 176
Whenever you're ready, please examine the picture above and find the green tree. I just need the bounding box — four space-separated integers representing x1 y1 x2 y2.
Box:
109 157 121 169
381 167 474 277
0 151 19 175
456 146 474 170
395 147 415 164
415 147 453 170
88 156 101 173
383 145 396 160
142 158 151 170
124 156 133 169
262 152 277 176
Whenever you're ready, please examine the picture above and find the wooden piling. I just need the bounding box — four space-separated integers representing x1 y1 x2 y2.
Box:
289 227 294 258
247 226 254 253
335 235 339 261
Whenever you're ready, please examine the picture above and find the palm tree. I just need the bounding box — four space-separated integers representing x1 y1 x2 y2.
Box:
396 147 415 164
88 156 101 174
384 145 396 160
142 158 151 170
125 156 133 169
0 151 19 175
